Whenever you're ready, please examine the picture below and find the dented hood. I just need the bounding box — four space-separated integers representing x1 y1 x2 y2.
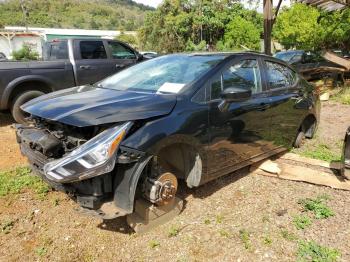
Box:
22 85 177 127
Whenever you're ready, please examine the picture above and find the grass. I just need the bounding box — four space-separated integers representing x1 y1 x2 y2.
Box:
0 167 50 197
204 218 211 225
331 87 350 105
281 230 298 241
218 229 230 238
35 247 48 257
239 229 251 250
263 236 272 246
149 240 160 249
298 196 335 219
1 219 16 234
215 214 224 224
297 240 340 262
293 215 312 230
298 143 341 163
168 225 180 238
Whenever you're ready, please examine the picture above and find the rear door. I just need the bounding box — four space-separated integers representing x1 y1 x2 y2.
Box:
106 40 138 72
74 40 115 85
262 58 303 148
205 56 277 181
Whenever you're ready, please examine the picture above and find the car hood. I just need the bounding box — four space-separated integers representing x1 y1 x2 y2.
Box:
22 85 177 127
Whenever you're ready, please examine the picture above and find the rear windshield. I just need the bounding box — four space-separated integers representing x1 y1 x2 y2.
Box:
43 41 69 60
99 54 225 94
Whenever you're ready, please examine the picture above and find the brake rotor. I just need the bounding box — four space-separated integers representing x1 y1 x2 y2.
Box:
143 172 178 206
157 172 178 206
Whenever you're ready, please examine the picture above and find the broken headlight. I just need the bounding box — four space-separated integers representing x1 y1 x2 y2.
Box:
44 122 132 183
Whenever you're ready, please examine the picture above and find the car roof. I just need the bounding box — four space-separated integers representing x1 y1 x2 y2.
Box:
275 50 305 54
172 51 275 59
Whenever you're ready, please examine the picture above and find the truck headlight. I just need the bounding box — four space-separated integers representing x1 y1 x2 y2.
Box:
44 122 132 183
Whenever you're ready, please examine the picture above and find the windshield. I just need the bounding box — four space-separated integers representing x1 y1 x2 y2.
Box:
99 54 226 94
274 52 303 63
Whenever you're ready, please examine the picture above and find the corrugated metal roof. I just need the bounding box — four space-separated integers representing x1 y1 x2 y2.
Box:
300 0 349 11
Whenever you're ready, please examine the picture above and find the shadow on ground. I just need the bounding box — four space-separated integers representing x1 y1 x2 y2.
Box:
98 167 250 234
0 111 14 127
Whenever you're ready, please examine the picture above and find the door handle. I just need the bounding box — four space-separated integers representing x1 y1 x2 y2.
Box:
116 64 125 69
79 65 92 70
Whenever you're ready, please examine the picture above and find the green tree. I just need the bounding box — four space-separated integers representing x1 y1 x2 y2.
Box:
317 8 350 50
116 32 138 48
218 16 261 51
273 3 323 50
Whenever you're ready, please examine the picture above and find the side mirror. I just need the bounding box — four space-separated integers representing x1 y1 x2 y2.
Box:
136 53 144 61
218 87 252 112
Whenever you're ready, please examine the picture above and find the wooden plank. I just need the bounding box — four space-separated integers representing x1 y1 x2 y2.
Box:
280 152 331 169
323 51 350 71
252 160 350 191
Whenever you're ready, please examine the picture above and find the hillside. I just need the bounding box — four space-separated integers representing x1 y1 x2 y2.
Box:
0 0 154 31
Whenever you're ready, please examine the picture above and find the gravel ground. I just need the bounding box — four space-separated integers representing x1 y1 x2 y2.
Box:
0 172 349 261
1 102 350 261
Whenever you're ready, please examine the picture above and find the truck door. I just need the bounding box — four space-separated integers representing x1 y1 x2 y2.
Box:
74 40 115 85
106 40 138 72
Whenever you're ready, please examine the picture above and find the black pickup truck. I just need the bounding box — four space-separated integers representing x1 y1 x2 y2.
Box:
0 38 144 123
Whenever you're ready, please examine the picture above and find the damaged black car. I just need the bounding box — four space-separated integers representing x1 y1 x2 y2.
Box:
16 53 320 221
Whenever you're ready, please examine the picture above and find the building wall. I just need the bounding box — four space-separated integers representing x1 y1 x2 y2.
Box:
0 35 43 59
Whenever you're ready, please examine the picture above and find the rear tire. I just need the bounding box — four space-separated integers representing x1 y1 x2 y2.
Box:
11 90 44 124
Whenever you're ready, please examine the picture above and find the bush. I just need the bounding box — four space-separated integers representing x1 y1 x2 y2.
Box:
185 40 207 52
12 44 39 61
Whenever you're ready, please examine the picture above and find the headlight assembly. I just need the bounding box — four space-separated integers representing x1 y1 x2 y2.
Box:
44 122 132 183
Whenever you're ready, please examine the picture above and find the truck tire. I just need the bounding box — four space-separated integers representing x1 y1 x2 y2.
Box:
11 90 44 124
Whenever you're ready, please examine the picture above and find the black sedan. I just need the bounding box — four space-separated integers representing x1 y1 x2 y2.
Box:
16 52 320 220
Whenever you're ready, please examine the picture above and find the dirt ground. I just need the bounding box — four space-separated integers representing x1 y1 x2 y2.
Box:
0 102 350 261
294 101 350 161
0 113 28 170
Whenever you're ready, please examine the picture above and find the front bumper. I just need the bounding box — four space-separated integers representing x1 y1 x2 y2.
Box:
15 124 145 219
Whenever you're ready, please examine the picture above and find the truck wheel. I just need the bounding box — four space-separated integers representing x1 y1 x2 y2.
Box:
11 90 44 124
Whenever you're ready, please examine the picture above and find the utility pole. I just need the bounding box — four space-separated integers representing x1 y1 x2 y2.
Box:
20 0 29 32
263 0 273 55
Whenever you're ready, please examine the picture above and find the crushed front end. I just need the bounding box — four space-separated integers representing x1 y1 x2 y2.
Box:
15 117 145 219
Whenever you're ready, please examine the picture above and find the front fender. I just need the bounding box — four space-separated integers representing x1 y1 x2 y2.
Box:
113 155 152 213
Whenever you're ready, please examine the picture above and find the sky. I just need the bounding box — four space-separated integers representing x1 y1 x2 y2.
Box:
133 0 291 12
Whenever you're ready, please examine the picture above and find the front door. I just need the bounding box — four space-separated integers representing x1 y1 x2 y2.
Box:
205 58 276 181
106 41 138 73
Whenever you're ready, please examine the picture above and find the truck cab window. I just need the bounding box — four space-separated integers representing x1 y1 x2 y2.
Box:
43 41 68 60
108 41 136 59
80 41 107 59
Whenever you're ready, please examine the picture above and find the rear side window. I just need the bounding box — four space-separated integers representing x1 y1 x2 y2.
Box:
265 61 297 89
80 41 107 59
108 41 136 59
44 41 68 60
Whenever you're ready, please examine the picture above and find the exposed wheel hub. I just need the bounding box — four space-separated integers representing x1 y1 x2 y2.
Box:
143 172 178 206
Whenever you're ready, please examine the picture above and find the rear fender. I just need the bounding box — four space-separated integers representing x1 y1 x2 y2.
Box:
1 75 54 109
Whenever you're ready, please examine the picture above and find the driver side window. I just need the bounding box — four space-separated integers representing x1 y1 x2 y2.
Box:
211 59 262 100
